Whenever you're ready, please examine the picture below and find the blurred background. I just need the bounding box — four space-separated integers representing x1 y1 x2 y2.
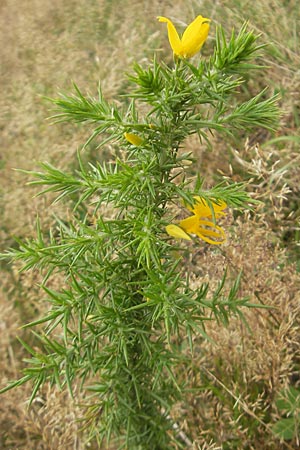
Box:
1 0 299 448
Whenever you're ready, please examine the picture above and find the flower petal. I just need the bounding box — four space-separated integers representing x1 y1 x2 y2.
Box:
195 220 226 245
188 197 227 218
181 16 210 57
165 224 192 240
179 215 226 245
178 215 199 233
124 132 143 146
157 16 183 56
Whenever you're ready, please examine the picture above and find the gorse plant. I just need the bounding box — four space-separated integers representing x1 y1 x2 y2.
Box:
1 14 280 449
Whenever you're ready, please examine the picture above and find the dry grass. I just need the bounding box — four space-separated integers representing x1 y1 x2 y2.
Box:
1 0 299 448
182 217 299 449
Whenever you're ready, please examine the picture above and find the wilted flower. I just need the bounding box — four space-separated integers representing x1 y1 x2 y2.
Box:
124 132 143 146
157 15 210 58
166 198 226 245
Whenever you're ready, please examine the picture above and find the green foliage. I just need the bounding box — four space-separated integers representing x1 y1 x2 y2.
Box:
272 387 300 442
212 22 266 73
0 22 280 449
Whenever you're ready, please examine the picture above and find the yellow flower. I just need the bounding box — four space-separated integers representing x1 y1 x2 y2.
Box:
124 132 143 146
157 15 210 58
165 224 192 241
166 198 226 245
187 197 227 219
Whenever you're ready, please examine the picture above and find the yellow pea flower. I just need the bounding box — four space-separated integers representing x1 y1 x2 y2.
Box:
165 224 192 241
187 197 227 218
178 215 226 245
165 198 226 245
157 15 210 58
124 132 143 146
